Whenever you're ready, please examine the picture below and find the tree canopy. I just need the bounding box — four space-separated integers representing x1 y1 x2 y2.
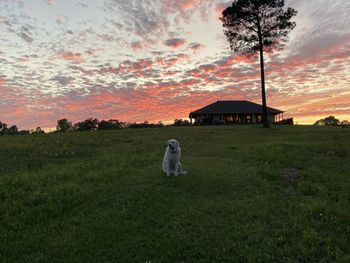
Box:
57 118 72 132
314 116 340 126
221 0 297 54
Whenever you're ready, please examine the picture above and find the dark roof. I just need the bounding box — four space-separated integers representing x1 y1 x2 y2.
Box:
189 100 283 116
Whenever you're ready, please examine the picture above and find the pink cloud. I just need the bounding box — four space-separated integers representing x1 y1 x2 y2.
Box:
45 0 56 6
156 53 189 68
130 41 143 50
2 77 349 129
16 54 39 63
100 54 190 78
164 38 186 48
0 77 7 87
163 0 198 12
57 51 84 63
214 2 229 14
100 59 153 76
179 0 198 10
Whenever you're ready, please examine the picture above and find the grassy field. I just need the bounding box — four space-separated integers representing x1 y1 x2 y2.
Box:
0 125 349 262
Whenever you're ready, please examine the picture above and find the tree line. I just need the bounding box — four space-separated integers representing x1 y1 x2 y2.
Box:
57 118 162 132
0 118 192 136
56 118 191 132
2 115 348 136
0 121 45 135
314 116 349 127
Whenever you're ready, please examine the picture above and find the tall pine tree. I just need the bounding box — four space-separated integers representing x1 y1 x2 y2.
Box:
221 0 297 127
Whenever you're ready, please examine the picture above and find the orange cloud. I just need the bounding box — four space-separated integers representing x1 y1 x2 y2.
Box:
57 51 84 63
179 0 198 10
2 79 349 129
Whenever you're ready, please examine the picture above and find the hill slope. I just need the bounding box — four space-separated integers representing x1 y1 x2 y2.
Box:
0 126 349 262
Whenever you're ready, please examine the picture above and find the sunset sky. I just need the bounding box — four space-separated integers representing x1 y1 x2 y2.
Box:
1 0 349 129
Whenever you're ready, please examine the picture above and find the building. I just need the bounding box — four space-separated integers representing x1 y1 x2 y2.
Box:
189 100 285 125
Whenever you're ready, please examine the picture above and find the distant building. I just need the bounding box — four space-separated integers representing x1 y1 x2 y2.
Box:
189 100 287 125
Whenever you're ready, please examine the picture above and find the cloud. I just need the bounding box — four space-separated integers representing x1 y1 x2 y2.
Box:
0 76 7 87
57 51 84 63
100 59 153 76
99 54 190 79
16 54 39 63
130 41 143 50
18 32 33 43
188 42 205 53
17 24 35 43
56 15 69 25
104 0 170 38
164 38 186 48
214 2 230 14
50 76 75 86
155 53 189 68
44 0 56 6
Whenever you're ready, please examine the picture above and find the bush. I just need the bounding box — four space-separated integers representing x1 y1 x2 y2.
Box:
173 119 191 126
98 119 124 130
341 120 350 128
128 121 164 129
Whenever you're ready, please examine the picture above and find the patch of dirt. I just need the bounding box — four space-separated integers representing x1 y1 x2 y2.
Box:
281 168 302 183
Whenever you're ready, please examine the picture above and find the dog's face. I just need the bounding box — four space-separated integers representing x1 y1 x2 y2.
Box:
167 139 179 153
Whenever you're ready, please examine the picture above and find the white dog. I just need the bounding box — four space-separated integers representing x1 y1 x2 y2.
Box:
162 139 187 176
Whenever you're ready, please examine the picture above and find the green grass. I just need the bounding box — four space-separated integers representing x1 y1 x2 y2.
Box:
0 125 349 262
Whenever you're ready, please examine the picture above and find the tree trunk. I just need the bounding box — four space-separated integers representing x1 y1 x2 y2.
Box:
257 18 269 128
